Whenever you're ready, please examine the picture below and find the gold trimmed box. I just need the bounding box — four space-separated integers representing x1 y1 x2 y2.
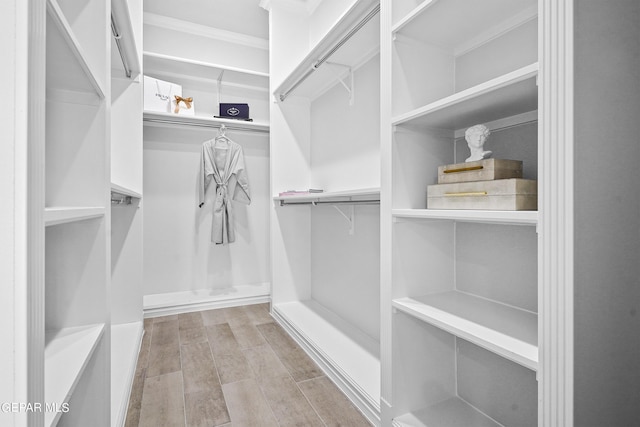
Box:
427 178 537 210
438 159 523 184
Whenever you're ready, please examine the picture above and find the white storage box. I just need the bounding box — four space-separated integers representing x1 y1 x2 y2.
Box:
143 76 182 113
427 178 537 210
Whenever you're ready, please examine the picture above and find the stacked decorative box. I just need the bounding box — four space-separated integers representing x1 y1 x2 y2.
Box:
427 159 537 210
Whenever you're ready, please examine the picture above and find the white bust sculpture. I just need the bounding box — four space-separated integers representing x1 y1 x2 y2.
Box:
465 124 492 162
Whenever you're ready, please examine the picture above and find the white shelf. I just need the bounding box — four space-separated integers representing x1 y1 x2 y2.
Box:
143 111 269 133
393 291 538 370
143 52 269 92
393 0 537 55
111 321 144 427
111 183 142 199
393 209 538 226
273 0 380 100
273 300 380 410
46 0 105 100
393 397 502 427
45 324 105 427
44 207 105 227
392 63 538 131
274 187 380 204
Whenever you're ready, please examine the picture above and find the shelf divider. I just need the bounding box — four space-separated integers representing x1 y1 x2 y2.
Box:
44 207 105 227
44 324 105 427
393 291 538 371
143 111 269 133
393 209 538 226
111 183 142 200
393 396 502 427
274 187 380 206
392 63 538 131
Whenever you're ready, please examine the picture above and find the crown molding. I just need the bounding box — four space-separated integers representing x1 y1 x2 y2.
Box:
260 0 308 14
143 12 269 51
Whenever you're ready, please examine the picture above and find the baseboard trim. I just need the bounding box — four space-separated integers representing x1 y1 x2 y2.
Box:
144 284 271 318
113 321 144 427
271 306 381 426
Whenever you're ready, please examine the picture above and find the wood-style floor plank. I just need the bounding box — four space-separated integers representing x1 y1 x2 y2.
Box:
213 351 254 385
138 371 185 427
206 323 241 356
257 323 324 382
258 375 324 427
132 304 372 427
298 376 372 427
185 389 230 427
147 320 181 378
181 341 223 396
222 379 278 427
242 345 289 381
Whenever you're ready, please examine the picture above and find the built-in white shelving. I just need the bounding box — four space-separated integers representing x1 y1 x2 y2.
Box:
386 0 541 423
46 0 105 99
392 0 537 53
392 209 537 226
111 183 142 199
393 291 538 370
392 63 538 131
273 0 379 101
274 187 380 204
44 324 105 427
144 51 269 92
393 397 502 427
143 111 269 133
44 207 105 227
273 300 381 412
111 322 144 427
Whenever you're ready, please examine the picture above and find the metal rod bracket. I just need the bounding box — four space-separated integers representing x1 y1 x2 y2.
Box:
333 205 355 235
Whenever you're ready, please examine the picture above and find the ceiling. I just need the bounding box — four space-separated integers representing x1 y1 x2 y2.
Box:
143 0 271 40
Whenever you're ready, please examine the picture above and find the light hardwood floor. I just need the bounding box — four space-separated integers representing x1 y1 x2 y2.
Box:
125 303 373 427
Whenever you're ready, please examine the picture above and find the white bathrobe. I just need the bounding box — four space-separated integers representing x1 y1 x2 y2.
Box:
199 137 250 244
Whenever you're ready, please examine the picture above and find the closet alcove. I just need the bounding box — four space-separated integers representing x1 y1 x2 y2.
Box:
141 23 271 313
267 0 382 423
6 1 640 426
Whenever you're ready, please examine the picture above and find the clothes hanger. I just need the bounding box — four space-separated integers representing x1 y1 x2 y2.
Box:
214 124 229 147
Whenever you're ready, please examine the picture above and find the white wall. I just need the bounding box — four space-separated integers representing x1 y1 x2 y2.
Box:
268 3 309 90
308 0 358 49
310 55 380 190
573 1 640 425
143 125 270 295
144 24 269 75
1 0 25 417
308 54 381 339
311 205 380 340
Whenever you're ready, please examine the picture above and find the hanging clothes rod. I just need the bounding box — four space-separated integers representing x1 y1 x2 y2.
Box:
111 14 132 78
143 117 270 134
111 192 133 205
278 3 380 102
279 199 380 207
